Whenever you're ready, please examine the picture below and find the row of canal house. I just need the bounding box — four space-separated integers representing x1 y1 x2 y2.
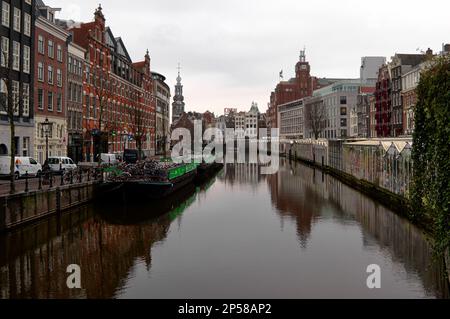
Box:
1 1 167 163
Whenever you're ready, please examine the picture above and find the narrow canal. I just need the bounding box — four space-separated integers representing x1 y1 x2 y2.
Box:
0 159 448 299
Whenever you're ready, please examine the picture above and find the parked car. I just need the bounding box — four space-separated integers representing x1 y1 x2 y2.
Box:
0 156 42 179
123 149 146 164
100 153 120 165
43 156 77 174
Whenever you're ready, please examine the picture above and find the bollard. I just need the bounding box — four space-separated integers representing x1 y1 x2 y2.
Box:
87 169 90 182
70 170 74 184
60 170 64 186
56 188 61 215
38 172 42 190
49 172 53 188
78 170 82 183
25 171 29 192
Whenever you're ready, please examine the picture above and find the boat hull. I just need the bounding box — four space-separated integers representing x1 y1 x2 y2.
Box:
115 169 197 200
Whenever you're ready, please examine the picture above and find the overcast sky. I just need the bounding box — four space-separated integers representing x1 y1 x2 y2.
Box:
47 0 449 115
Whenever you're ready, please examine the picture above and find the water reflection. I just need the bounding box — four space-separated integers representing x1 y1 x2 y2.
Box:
267 159 448 298
0 161 448 299
0 177 214 299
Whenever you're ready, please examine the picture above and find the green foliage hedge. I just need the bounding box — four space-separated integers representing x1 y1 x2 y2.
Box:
411 55 450 255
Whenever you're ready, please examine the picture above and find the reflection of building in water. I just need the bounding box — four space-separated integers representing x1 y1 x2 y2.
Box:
267 160 333 248
2 194 206 299
220 163 265 187
0 207 171 298
266 160 448 298
325 177 449 298
0 172 210 299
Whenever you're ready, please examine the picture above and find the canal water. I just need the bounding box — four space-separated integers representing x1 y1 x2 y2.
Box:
0 159 448 299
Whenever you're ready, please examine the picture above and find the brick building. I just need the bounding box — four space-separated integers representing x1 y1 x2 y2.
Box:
67 42 85 163
389 53 427 137
0 0 35 158
61 5 155 161
374 64 391 137
267 50 318 129
151 71 170 155
34 1 69 163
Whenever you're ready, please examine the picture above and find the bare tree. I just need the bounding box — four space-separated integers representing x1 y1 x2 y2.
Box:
91 65 111 164
128 99 149 161
1 50 20 193
305 100 327 139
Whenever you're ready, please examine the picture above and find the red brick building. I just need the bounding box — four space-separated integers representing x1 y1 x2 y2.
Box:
62 5 155 161
34 3 69 163
267 50 319 129
374 64 391 137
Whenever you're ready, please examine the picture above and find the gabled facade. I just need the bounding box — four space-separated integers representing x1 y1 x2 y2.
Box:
375 64 391 137
61 5 155 160
34 1 69 162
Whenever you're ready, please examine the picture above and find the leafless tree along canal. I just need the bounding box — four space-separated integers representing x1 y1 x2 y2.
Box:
0 159 448 298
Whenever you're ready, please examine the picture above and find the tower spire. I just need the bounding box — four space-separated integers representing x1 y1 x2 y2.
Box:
300 46 306 62
176 63 182 83
172 63 185 123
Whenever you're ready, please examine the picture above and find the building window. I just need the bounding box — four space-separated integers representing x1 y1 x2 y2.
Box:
57 69 62 86
12 41 20 71
23 45 30 73
0 79 7 113
38 35 44 54
48 40 54 58
38 62 44 81
57 45 62 62
13 7 20 32
22 137 29 156
85 94 90 118
48 65 53 84
22 83 29 117
340 96 347 105
0 36 8 67
68 56 72 73
38 89 44 110
12 81 19 115
47 92 53 111
24 13 31 36
57 93 62 112
1 1 9 27
93 97 97 118
68 82 72 101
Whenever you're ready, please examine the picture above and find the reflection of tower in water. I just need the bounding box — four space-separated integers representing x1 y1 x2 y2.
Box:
267 163 325 248
221 163 266 187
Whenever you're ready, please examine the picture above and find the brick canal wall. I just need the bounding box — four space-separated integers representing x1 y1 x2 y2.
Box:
0 182 101 232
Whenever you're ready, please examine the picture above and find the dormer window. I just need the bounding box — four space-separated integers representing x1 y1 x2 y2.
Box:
48 12 54 22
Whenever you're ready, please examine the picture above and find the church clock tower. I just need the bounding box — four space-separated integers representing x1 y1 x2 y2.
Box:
172 64 185 123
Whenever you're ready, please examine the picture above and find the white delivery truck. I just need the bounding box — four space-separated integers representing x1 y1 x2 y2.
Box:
0 156 43 179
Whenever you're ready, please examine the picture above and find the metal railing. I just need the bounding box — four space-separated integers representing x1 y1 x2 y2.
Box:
0 167 106 196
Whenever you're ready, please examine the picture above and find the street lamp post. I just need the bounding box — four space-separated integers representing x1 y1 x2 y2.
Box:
42 118 52 162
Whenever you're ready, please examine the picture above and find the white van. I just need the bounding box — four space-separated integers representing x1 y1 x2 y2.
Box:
44 156 77 173
0 156 43 179
100 153 119 165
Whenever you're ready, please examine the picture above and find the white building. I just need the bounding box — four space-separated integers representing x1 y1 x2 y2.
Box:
360 56 386 85
309 80 361 139
245 102 259 138
234 112 246 139
278 99 304 140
